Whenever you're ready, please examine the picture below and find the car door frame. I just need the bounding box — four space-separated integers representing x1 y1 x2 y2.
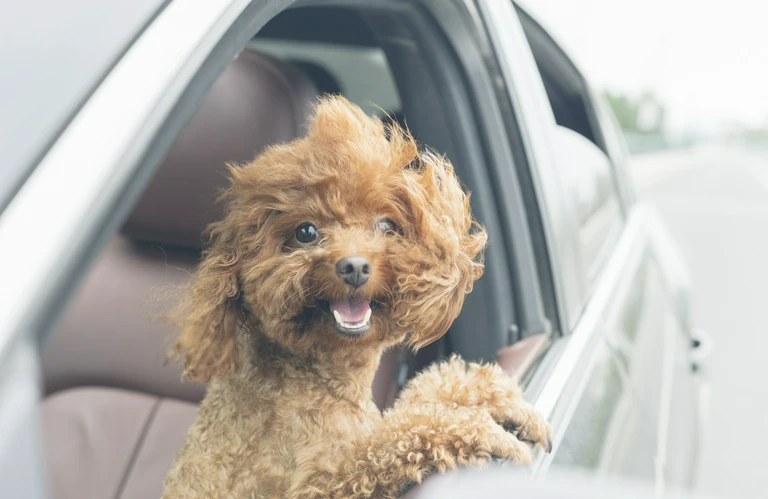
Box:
475 0 701 488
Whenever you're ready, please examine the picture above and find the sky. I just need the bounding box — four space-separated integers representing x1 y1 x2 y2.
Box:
518 0 768 136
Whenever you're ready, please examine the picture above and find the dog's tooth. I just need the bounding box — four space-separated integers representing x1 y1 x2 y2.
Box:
333 310 342 323
363 308 372 324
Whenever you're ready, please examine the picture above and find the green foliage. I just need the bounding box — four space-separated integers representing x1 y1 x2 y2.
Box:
602 90 665 135
603 92 638 131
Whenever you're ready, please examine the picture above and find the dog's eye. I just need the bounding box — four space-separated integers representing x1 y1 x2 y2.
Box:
375 219 398 235
295 222 319 243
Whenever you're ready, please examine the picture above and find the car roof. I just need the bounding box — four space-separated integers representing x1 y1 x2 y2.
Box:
0 0 165 213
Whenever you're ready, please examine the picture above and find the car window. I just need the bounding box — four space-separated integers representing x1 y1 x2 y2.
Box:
248 3 561 362
36 1 528 392
514 5 605 154
553 127 624 285
249 39 401 118
514 5 624 293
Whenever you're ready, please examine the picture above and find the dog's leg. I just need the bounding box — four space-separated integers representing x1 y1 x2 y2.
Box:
396 355 551 452
292 403 532 499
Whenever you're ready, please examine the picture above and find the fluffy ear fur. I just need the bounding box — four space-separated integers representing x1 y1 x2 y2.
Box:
168 218 244 383
392 148 488 349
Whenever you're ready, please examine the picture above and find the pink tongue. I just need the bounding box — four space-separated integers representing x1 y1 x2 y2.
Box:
329 297 371 323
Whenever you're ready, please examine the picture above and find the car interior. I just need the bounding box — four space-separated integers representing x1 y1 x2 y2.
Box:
38 5 571 499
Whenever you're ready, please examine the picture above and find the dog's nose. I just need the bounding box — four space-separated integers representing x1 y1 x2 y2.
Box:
335 256 371 288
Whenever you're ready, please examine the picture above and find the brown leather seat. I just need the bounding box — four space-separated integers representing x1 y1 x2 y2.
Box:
39 49 406 499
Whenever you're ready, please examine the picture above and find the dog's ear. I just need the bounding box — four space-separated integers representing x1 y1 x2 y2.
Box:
168 218 244 383
393 151 488 349
402 226 487 349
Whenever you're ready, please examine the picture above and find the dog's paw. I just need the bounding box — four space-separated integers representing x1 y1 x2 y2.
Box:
489 426 535 465
493 399 552 453
471 410 534 465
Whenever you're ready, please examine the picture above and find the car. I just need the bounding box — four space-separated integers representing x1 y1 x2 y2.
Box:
0 0 710 498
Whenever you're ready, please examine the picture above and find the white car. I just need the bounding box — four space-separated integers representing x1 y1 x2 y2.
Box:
0 1 709 497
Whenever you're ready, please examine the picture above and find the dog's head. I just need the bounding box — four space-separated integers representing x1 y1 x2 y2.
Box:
171 96 486 382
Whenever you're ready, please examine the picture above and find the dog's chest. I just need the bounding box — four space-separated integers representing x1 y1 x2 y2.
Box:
238 400 378 496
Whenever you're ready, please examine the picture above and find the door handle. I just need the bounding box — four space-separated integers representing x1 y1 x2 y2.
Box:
689 328 712 372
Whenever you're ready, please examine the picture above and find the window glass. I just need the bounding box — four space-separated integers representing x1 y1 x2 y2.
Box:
515 6 624 290
553 127 623 284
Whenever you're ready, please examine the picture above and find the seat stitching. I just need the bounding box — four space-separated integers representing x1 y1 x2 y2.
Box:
113 396 162 499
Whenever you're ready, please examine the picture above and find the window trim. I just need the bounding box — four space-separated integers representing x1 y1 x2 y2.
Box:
476 0 582 332
512 3 632 298
512 3 634 219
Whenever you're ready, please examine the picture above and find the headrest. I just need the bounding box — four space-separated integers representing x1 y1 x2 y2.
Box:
122 50 318 249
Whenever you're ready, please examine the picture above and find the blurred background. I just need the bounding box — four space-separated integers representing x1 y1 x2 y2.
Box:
520 1 768 496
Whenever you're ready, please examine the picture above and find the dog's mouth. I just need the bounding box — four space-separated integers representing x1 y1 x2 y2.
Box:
318 298 377 337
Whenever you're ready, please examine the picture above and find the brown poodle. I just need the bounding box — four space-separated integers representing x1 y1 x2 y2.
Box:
161 96 551 499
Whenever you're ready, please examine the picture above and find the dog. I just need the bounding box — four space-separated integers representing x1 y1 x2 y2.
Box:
161 96 551 499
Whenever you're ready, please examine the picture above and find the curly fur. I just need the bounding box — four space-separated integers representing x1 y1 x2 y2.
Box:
162 96 550 498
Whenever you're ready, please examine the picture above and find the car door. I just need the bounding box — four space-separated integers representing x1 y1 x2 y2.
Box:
474 0 702 491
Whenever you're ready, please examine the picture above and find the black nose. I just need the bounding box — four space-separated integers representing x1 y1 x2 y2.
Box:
335 256 371 288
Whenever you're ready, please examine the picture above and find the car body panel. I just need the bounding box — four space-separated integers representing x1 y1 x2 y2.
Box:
0 0 167 211
0 340 48 499
550 333 657 480
525 205 700 489
600 250 699 488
